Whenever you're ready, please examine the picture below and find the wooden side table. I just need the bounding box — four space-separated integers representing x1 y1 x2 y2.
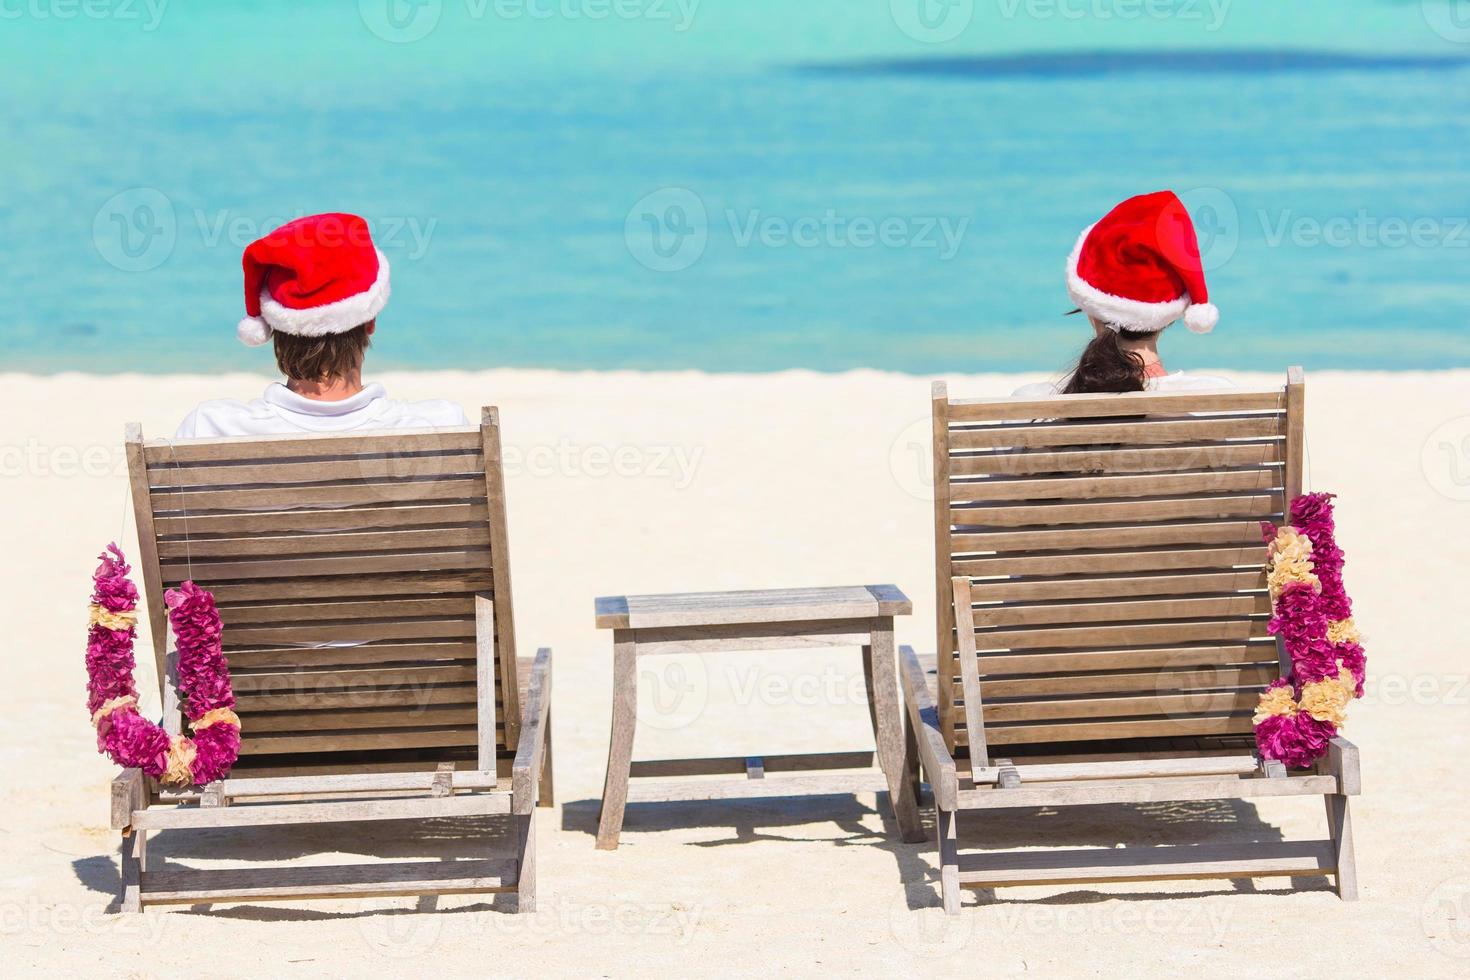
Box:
592 585 924 849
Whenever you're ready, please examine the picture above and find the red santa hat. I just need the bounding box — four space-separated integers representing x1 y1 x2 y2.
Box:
1066 190 1218 335
236 212 391 346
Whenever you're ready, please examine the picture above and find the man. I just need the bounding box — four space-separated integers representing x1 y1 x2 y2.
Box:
176 212 468 437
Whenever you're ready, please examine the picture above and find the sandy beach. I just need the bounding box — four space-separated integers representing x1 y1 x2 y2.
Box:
2 367 1467 977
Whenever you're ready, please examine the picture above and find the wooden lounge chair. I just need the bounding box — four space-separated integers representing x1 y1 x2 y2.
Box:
899 369 1360 913
110 407 552 912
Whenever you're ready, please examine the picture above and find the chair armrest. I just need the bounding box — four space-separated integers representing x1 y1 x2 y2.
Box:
111 768 147 830
899 645 957 810
511 647 552 813
1327 736 1361 795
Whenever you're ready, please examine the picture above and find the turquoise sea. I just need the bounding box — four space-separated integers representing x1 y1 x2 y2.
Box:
3 1 1470 374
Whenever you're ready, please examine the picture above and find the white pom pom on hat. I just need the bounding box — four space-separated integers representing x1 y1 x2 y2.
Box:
237 316 273 347
1184 302 1219 334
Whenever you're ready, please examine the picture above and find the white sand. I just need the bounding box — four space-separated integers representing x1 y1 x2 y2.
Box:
2 368 1468 976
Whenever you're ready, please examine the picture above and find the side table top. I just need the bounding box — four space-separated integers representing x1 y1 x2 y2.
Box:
595 584 911 630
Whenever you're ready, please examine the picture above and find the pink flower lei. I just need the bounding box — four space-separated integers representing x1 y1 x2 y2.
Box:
1252 494 1365 769
86 544 240 786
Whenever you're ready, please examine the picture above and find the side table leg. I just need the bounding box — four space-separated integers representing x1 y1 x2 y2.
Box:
869 622 925 843
596 635 638 850
860 644 880 738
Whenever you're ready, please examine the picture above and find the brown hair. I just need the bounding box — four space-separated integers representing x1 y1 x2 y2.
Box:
273 321 372 382
1061 327 1151 394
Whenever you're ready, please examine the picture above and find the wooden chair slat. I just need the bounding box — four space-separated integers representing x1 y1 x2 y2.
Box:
157 526 491 560
202 572 492 605
149 477 486 513
954 546 1263 578
160 549 491 582
154 502 490 537
950 415 1284 451
971 593 1271 628
950 468 1280 503
222 618 476 647
972 619 1269 651
951 493 1278 528
225 641 478 670
244 706 482 733
142 428 483 464
979 690 1260 723
952 441 1282 477
240 727 485 755
219 596 475 626
962 714 1256 746
231 663 479 693
235 683 480 712
966 641 1279 675
971 570 1266 603
953 519 1272 554
148 452 486 488
965 664 1278 698
945 387 1285 422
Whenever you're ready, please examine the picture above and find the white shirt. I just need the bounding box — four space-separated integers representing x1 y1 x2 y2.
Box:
175 383 470 439
1010 371 1235 400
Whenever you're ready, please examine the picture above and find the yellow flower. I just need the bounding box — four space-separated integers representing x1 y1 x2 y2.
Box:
1269 527 1314 564
1299 677 1351 727
88 603 138 631
90 694 137 727
1327 618 1361 646
161 735 198 788
191 708 241 733
1253 685 1298 724
1267 557 1320 601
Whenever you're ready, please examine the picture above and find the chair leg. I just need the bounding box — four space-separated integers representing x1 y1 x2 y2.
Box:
596 639 637 850
538 708 555 808
902 711 925 822
937 804 960 915
119 830 144 914
515 811 537 913
1326 794 1358 900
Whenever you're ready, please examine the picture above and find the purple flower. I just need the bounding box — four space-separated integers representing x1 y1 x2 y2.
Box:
1287 637 1342 686
1269 582 1328 651
1256 710 1336 769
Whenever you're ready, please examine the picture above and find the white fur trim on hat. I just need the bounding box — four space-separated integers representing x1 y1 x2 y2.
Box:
256 249 391 338
237 316 273 347
1065 224 1190 334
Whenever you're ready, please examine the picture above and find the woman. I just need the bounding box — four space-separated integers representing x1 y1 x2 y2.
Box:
1014 190 1231 398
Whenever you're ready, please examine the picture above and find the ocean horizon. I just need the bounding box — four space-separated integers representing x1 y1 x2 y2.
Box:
4 1 1469 375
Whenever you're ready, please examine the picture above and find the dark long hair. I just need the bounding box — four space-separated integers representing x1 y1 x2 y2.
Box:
1061 328 1153 394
